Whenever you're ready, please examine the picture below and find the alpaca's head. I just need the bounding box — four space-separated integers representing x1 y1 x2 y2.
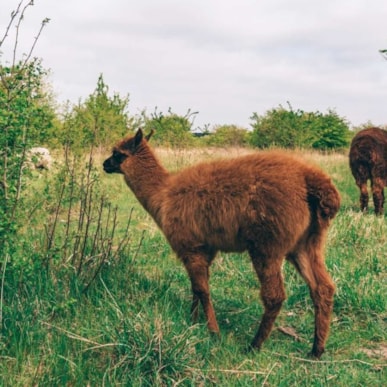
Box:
103 129 154 174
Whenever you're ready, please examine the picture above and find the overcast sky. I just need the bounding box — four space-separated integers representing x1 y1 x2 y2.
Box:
1 0 387 130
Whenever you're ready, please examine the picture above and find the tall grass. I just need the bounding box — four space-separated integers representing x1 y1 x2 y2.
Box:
0 147 386 386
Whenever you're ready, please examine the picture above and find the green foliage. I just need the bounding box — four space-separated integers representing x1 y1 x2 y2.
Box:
0 61 56 143
0 61 57 256
142 108 196 147
206 124 250 147
59 74 132 151
250 104 351 149
310 109 351 149
27 148 133 291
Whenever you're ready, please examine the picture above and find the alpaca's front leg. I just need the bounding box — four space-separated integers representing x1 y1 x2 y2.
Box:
183 254 219 333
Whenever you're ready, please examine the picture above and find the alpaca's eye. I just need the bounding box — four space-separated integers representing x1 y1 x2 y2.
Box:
113 151 127 163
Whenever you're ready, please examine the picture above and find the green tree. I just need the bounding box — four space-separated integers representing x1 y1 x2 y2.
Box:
0 2 54 328
0 5 53 253
206 124 250 147
142 108 196 147
309 109 351 149
250 104 350 149
60 74 131 150
0 61 57 146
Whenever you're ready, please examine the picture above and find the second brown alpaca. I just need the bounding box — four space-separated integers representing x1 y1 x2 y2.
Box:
103 129 340 358
349 127 387 215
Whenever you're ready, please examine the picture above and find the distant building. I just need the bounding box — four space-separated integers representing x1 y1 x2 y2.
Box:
191 132 211 138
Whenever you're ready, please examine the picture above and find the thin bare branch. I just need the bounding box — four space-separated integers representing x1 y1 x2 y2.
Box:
21 17 50 68
261 362 279 386
201 368 266 376
40 321 101 346
12 1 35 66
0 0 23 48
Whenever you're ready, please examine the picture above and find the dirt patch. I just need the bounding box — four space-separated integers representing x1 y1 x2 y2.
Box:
360 344 387 360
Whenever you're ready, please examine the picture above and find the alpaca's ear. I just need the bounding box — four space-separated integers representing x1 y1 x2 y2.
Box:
134 128 143 148
145 129 154 142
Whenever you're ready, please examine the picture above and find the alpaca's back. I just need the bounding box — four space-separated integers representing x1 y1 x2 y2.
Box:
159 151 338 254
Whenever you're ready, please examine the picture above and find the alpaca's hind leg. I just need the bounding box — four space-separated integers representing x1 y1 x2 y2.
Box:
353 163 369 212
355 177 369 212
287 235 335 358
371 177 385 215
249 255 286 351
191 294 200 323
183 255 219 333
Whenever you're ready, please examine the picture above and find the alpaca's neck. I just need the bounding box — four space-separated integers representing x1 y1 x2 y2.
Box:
123 145 168 226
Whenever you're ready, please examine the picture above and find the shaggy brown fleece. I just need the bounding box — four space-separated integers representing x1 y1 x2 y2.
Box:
104 129 341 358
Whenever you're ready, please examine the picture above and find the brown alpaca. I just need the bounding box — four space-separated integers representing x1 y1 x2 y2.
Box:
103 129 340 358
349 127 387 215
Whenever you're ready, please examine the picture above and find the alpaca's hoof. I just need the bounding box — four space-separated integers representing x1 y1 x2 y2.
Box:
208 330 221 345
245 343 261 354
209 330 221 340
308 349 324 360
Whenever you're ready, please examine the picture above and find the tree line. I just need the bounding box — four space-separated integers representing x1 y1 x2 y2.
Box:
1 61 354 150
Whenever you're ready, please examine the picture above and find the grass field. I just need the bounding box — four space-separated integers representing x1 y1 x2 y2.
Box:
1 146 386 386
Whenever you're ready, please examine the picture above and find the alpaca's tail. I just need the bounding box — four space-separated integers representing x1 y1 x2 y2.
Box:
305 170 341 222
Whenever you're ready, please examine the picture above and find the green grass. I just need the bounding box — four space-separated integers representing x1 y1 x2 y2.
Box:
1 147 386 386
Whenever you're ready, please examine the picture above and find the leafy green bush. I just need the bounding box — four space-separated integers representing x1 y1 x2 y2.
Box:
309 110 351 149
142 108 196 147
205 124 250 147
58 74 132 151
250 104 351 149
0 7 54 263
